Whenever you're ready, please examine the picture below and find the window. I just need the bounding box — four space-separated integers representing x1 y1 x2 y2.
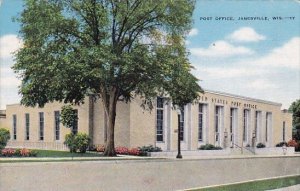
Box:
39 112 44 140
180 109 184 141
71 110 78 135
243 109 249 142
255 111 259 138
156 97 164 142
283 121 286 141
215 106 221 142
230 108 234 142
265 113 268 142
13 115 17 140
54 111 60 140
25 113 30 140
265 112 272 142
198 104 204 141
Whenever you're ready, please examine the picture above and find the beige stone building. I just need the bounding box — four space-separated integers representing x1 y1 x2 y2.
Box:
1 90 293 151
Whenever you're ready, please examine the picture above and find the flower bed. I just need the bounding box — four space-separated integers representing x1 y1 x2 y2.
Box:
95 145 161 156
1 148 38 157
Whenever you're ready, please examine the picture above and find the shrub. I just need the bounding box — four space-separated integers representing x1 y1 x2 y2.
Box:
0 128 10 150
128 148 140 156
0 148 37 157
115 146 129 155
1 148 15 157
29 150 38 157
75 133 90 153
256 143 266 148
87 145 97 151
276 142 287 147
139 145 162 153
20 148 30 157
287 139 298 147
287 139 299 151
64 133 90 153
15 148 21 156
198 144 222 150
96 145 105 152
64 133 77 152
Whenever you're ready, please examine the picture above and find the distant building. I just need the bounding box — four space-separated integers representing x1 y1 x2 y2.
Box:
0 110 8 129
3 90 292 151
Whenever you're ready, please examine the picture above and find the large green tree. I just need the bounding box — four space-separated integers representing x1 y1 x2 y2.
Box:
13 0 201 156
289 99 300 129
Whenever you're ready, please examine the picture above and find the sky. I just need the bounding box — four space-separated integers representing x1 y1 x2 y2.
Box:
0 0 299 110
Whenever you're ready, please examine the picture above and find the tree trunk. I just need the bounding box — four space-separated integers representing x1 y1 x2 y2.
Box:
103 87 118 156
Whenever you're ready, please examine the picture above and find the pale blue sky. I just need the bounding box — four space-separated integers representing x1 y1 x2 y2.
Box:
0 0 300 109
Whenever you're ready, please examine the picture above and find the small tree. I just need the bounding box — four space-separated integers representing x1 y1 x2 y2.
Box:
0 128 10 151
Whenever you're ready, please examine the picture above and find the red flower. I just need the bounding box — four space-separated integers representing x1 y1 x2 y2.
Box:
1 148 16 157
20 148 30 157
96 145 105 152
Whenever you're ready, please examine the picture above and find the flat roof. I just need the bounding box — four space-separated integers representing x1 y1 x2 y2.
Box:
5 89 283 108
204 89 282 106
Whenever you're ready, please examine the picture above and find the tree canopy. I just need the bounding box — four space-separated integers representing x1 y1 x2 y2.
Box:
13 0 202 156
289 99 300 129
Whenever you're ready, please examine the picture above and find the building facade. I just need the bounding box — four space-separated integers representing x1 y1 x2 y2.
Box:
3 90 292 151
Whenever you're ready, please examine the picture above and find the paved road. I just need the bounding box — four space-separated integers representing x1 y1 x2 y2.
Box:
1 156 300 191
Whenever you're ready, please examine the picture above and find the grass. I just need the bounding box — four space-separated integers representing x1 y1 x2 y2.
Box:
34 149 101 158
188 175 300 191
0 149 161 163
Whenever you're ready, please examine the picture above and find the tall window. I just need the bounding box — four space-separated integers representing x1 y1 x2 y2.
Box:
180 109 184 141
243 109 249 142
71 110 78 134
265 112 272 142
54 111 60 140
156 97 164 142
283 121 286 142
13 115 17 140
255 111 258 137
39 112 44 140
215 106 220 142
255 111 262 142
198 104 204 141
230 108 234 142
25 113 30 140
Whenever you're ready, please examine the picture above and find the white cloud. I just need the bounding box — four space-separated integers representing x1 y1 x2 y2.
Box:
0 34 23 60
246 79 278 90
253 37 300 69
197 67 266 79
188 28 198 36
0 76 21 88
190 40 254 58
227 27 266 42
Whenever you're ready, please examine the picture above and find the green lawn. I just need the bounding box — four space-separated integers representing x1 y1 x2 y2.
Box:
188 176 300 191
35 149 101 158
